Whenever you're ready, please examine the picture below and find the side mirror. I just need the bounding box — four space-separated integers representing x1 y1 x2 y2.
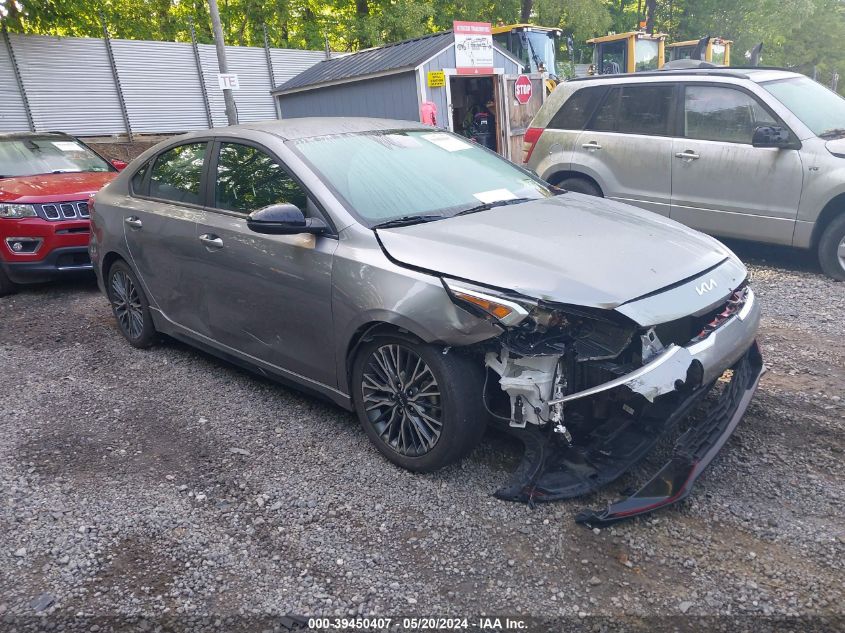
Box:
247 203 328 235
752 125 793 149
110 159 128 171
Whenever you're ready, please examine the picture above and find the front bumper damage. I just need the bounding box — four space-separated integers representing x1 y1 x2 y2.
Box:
480 282 763 524
576 341 762 525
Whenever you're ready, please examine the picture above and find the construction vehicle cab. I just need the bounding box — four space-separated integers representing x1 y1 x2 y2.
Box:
668 37 732 65
493 24 564 92
587 31 666 75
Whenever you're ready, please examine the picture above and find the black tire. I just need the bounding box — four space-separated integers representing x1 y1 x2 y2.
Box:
558 176 602 197
351 337 486 472
106 260 157 348
818 213 845 281
0 267 16 298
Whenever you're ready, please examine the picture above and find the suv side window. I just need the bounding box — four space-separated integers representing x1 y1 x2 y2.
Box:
548 87 606 131
214 142 308 214
587 84 674 136
684 85 777 144
149 143 207 205
589 87 620 131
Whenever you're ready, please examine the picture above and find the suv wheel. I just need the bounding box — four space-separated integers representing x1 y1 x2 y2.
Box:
351 338 486 472
558 177 602 197
0 267 17 298
818 214 845 281
107 260 157 347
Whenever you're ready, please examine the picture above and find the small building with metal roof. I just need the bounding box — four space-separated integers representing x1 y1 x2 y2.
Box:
271 30 546 160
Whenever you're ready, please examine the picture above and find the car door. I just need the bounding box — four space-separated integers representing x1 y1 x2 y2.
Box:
533 86 606 179
123 141 210 333
193 140 339 387
670 83 804 244
573 82 675 216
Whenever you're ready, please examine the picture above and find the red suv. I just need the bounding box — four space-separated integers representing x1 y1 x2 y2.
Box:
0 132 123 296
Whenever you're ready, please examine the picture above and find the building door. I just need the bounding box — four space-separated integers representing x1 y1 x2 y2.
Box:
503 74 545 161
446 74 503 155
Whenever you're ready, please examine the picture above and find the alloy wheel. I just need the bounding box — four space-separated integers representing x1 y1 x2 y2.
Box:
110 270 144 340
361 344 443 457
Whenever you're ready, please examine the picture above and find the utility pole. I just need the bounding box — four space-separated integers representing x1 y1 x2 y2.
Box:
207 0 238 126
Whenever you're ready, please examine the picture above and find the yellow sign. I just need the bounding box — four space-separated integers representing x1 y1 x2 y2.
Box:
427 71 446 88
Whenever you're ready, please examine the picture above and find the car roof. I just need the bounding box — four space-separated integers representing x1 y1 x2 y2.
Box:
568 67 801 84
0 131 74 141
204 117 430 141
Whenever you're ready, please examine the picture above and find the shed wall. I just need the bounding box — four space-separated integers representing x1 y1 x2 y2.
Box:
278 72 419 121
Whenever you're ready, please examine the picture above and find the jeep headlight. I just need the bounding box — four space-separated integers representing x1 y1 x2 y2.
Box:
0 203 37 219
443 279 533 326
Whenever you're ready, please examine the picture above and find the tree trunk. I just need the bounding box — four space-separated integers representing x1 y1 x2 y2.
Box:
520 0 533 23
355 0 370 48
645 0 657 32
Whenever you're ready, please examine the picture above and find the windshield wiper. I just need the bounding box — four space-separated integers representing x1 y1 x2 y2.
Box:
371 214 445 229
452 197 536 217
819 128 845 140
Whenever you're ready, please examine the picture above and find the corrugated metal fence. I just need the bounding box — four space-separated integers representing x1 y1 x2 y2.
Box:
0 32 326 137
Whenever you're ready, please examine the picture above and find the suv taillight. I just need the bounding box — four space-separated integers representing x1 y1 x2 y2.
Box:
522 127 543 164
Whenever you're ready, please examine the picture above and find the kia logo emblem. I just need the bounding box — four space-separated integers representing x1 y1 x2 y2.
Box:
696 278 718 295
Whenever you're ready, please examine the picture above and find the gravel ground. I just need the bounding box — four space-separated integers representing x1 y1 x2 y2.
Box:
0 241 843 632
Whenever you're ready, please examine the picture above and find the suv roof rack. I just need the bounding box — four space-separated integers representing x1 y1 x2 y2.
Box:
568 65 792 82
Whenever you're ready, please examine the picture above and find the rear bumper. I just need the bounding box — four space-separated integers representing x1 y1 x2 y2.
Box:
1 246 92 284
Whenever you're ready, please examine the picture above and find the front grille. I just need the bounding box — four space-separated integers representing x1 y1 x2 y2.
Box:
654 285 750 347
36 201 89 221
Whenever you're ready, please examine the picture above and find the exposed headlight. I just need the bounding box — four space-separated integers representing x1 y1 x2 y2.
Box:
443 279 533 326
0 203 37 219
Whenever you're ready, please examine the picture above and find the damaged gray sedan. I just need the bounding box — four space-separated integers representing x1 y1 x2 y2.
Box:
90 118 763 524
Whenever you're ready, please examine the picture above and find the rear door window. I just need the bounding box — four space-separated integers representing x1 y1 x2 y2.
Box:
548 87 606 131
588 87 621 132
149 143 207 205
587 84 675 136
617 84 674 135
130 161 149 195
684 85 777 143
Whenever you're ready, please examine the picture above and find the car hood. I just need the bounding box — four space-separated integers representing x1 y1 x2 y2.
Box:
376 193 735 310
0 172 116 203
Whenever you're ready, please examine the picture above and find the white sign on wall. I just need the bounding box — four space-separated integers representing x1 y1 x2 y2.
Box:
453 21 494 75
217 73 240 90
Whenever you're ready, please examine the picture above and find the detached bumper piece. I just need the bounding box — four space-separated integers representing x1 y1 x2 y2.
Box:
496 342 763 524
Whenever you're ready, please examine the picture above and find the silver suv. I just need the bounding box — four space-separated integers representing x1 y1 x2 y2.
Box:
524 68 845 280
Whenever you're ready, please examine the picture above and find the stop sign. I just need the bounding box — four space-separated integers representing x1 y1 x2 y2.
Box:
514 75 532 104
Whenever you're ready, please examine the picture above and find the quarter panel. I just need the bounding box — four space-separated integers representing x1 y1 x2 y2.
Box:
332 225 500 394
794 138 845 235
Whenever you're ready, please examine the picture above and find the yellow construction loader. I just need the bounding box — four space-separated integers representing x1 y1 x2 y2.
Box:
668 36 732 65
492 24 566 93
586 31 666 75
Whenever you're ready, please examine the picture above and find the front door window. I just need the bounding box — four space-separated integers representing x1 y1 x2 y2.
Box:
215 143 308 213
684 86 776 144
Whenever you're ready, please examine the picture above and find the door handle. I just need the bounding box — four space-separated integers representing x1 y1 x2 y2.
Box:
582 141 602 150
675 151 700 160
124 216 142 229
199 234 224 249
